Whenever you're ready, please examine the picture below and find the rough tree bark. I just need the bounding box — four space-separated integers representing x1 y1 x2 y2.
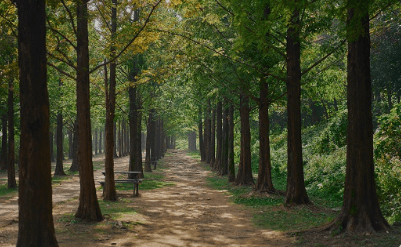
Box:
68 129 73 159
205 100 211 164
326 0 389 233
227 105 235 182
214 101 222 171
210 108 215 165
285 3 310 205
198 108 205 162
145 110 154 172
75 0 103 221
0 114 7 170
220 105 229 176
256 77 275 193
69 120 79 172
103 0 118 200
15 0 59 245
54 111 66 176
7 79 16 189
235 95 254 185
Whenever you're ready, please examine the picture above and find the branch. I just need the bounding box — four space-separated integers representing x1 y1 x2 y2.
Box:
0 12 18 38
61 0 77 36
47 51 77 70
89 0 162 74
47 62 76 80
95 1 112 33
215 0 234 16
301 39 346 76
46 17 77 49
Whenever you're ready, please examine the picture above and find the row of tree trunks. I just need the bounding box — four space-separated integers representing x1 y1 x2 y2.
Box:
198 107 205 162
166 136 175 149
198 101 235 182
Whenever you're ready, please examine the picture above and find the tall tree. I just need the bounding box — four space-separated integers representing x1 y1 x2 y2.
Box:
285 1 310 205
214 101 222 170
0 114 7 170
235 95 254 185
326 0 389 233
227 105 235 182
256 76 275 192
103 0 118 201
13 0 59 245
54 106 66 176
75 0 103 221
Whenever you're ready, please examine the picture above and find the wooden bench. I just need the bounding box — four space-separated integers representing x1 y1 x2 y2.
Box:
100 171 142 196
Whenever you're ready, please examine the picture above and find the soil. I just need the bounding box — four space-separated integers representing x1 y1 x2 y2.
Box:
1 149 400 247
0 150 294 246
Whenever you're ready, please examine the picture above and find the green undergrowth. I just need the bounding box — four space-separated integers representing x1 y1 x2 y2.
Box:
205 170 336 232
0 183 18 197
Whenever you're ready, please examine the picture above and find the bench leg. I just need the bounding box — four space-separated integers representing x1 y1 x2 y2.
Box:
133 183 139 197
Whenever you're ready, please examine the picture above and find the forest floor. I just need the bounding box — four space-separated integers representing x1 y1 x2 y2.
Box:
0 149 400 246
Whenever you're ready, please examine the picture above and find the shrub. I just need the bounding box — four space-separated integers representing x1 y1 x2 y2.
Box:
314 110 347 154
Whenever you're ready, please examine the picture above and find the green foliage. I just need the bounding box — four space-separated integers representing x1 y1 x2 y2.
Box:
374 103 401 223
314 109 347 154
304 148 346 208
0 183 18 197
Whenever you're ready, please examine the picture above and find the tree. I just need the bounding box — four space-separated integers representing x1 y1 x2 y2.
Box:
326 0 389 233
235 94 254 185
285 1 310 205
0 113 6 170
54 79 66 176
256 76 275 192
103 0 118 201
75 0 103 221
13 0 59 245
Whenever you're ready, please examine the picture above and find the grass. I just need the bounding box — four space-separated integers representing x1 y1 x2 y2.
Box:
204 165 337 232
0 183 18 197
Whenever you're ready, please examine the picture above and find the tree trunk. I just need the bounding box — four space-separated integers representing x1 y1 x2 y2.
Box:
98 128 102 154
15 0 59 244
50 130 55 162
136 103 143 176
220 105 229 176
205 100 211 164
256 78 275 192
285 4 310 205
94 128 98 155
210 108 215 165
235 95 254 185
7 79 16 189
1 114 7 170
54 112 66 176
145 112 153 172
228 105 235 182
215 101 222 171
198 108 205 161
113 123 117 157
327 2 389 233
68 129 73 159
70 120 79 172
129 85 143 178
104 4 118 201
75 0 103 221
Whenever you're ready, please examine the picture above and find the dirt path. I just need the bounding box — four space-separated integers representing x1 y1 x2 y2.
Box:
0 150 294 246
